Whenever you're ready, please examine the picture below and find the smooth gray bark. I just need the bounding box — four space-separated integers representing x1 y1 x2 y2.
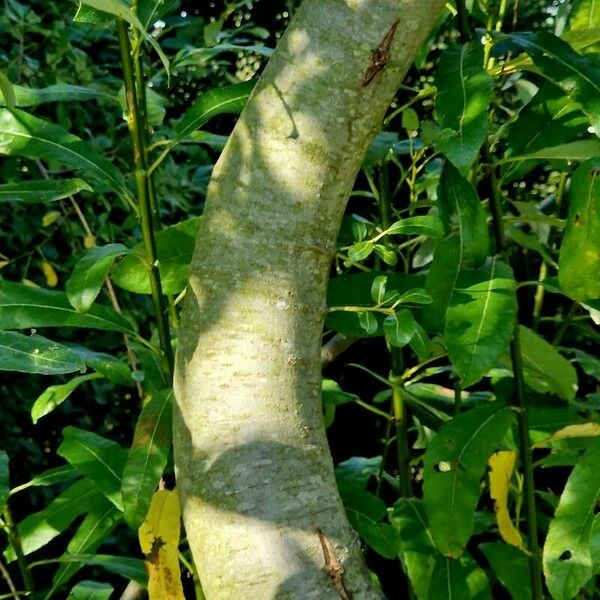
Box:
174 1 445 598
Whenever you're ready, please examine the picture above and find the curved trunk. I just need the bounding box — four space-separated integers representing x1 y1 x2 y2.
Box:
174 1 445 597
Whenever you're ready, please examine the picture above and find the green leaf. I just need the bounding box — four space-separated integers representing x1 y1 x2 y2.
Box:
391 498 436 599
49 500 122 597
358 311 378 334
543 437 600 599
384 310 416 348
501 82 588 182
500 32 600 137
429 554 491 600
445 258 517 388
1 83 114 107
435 41 493 168
396 289 433 306
76 0 169 79
572 349 600 380
423 236 462 333
385 215 444 239
439 162 489 264
347 241 374 262
335 456 382 490
321 379 358 406
558 158 600 302
480 542 531 600
122 390 172 529
70 346 132 386
3 479 102 561
0 109 131 201
111 217 202 294
326 272 425 337
67 244 130 312
57 427 126 510
51 554 147 586
0 280 133 333
9 465 79 496
174 81 256 142
0 70 16 109
0 330 86 375
370 276 387 304
502 139 600 163
0 178 92 204
570 0 600 31
402 108 420 132
0 451 8 509
423 404 515 557
67 581 113 600
518 326 578 402
31 374 103 424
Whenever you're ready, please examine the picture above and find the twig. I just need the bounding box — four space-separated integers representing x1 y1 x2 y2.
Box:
321 334 355 367
0 556 21 600
316 529 352 600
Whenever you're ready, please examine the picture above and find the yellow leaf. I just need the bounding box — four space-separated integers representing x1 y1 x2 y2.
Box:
41 260 58 288
42 210 61 227
533 422 600 448
550 422 600 442
138 489 185 600
488 450 525 551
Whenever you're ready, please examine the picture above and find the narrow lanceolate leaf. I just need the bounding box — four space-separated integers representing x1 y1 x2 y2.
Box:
67 581 113 600
76 0 169 79
434 41 493 168
543 437 600 600
570 0 600 32
49 499 122 597
445 258 517 388
423 236 462 333
439 162 489 264
500 32 600 137
0 178 92 204
559 159 600 302
111 217 202 295
31 374 103 424
57 427 127 510
0 83 114 107
423 403 515 557
70 346 132 386
487 451 524 550
0 451 8 509
0 330 86 374
480 543 531 600
9 465 78 495
0 109 131 200
66 244 130 312
429 554 491 600
0 280 133 333
139 490 185 600
501 82 588 183
391 498 436 599
3 479 101 561
122 390 173 529
48 554 147 586
174 80 256 142
0 71 16 109
385 215 444 239
518 326 578 402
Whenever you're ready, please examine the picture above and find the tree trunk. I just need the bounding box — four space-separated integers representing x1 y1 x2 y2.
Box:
173 1 445 597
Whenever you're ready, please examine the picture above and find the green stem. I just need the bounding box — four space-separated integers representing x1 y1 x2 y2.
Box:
2 505 33 593
485 152 544 600
509 326 543 600
378 167 413 499
116 20 174 377
455 0 474 42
